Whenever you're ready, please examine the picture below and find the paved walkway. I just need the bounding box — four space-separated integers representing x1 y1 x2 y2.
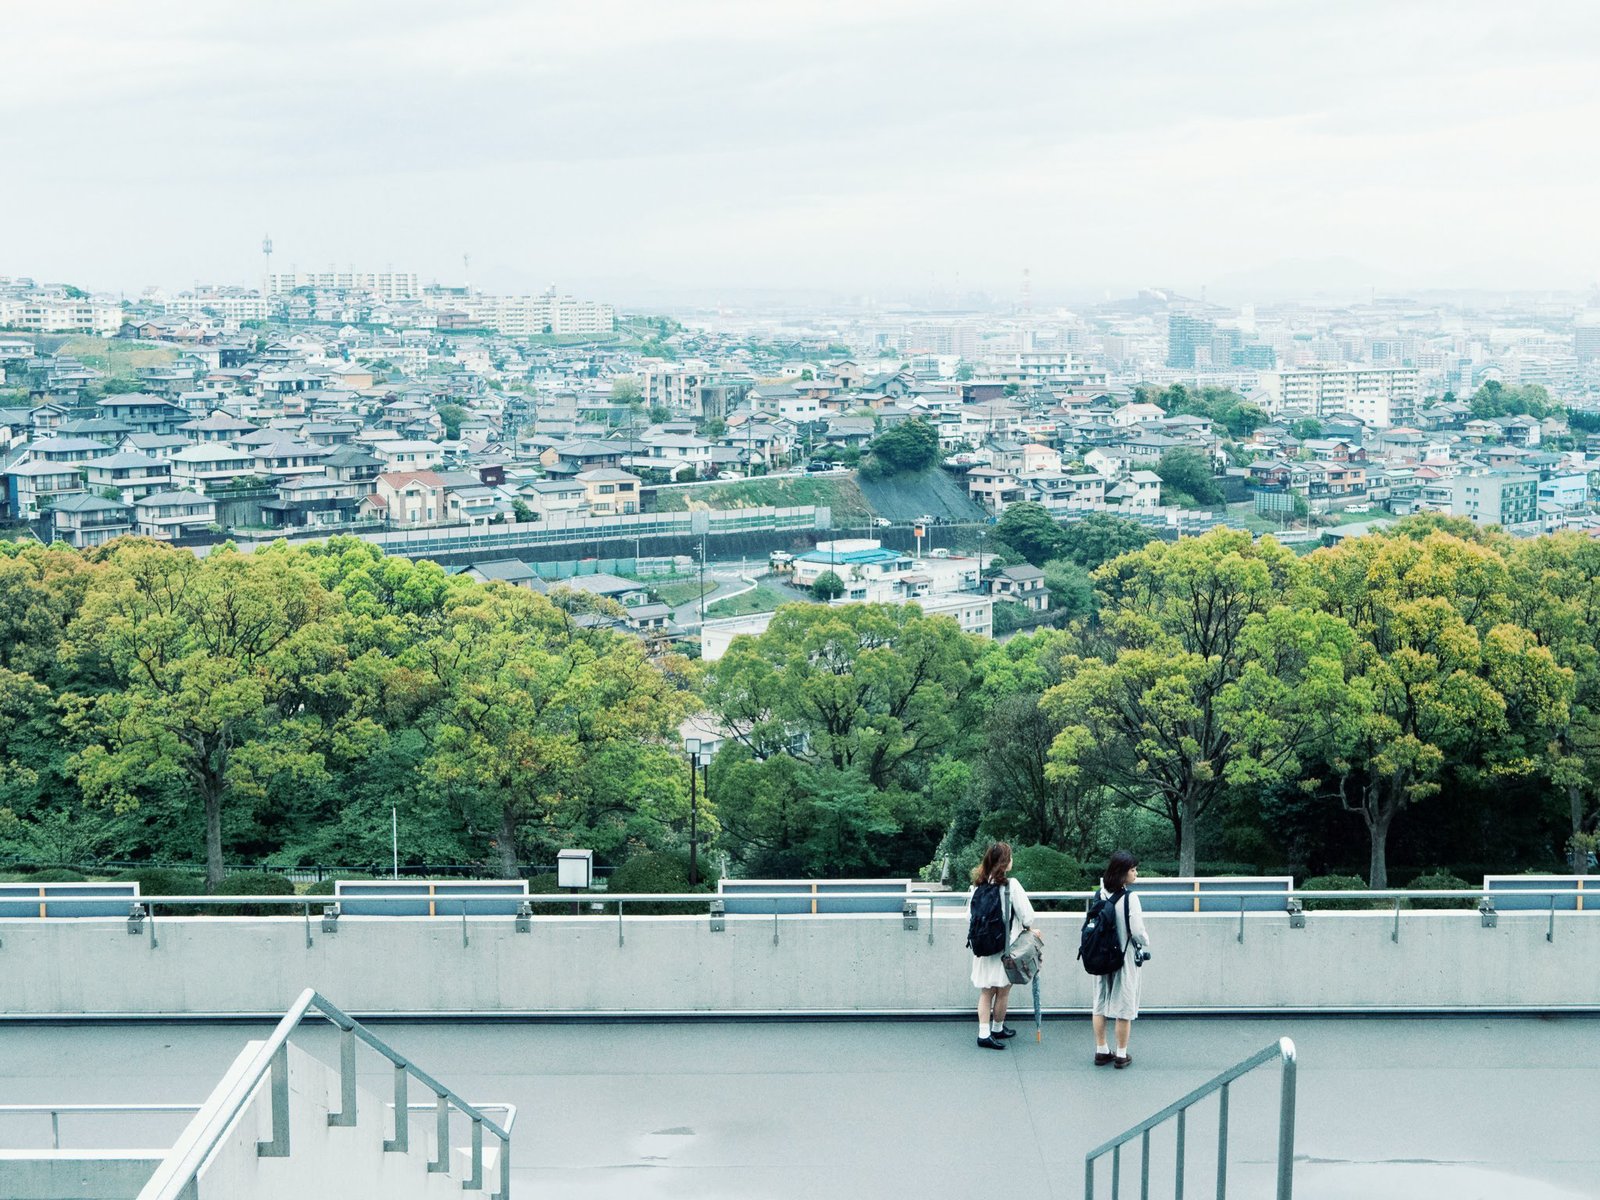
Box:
2 1016 1596 1199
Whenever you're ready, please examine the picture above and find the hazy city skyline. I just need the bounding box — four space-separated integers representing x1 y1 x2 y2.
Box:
5 0 1599 302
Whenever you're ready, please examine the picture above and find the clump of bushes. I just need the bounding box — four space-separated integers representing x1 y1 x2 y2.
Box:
209 871 296 915
22 868 88 883
608 851 720 914
1299 873 1375 910
1008 845 1094 911
1405 870 1478 910
112 868 204 896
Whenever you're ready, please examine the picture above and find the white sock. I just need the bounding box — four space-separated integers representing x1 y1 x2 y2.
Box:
991 1021 1006 1033
979 1020 990 1039
1096 1042 1109 1054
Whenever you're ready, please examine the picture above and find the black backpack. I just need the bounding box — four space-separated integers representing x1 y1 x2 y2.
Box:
1078 889 1129 976
967 882 1010 957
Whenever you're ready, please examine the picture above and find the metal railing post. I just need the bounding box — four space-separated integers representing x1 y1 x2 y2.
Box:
256 1045 291 1157
50 1109 59 1150
1392 897 1401 943
495 1132 511 1200
1175 1107 1186 1199
384 1065 408 1153
1215 1083 1229 1200
428 1092 450 1174
1140 1128 1150 1200
327 1027 357 1127
618 899 624 947
1276 1039 1297 1200
1548 893 1557 943
464 1116 484 1189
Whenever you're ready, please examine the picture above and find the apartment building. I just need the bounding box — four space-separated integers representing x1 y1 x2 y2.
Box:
0 296 122 336
1255 366 1420 427
444 293 614 336
1423 470 1539 529
265 271 421 300
636 360 712 411
163 290 270 324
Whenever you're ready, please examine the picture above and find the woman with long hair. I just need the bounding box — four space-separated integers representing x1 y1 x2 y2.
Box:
967 841 1042 1050
1091 849 1150 1068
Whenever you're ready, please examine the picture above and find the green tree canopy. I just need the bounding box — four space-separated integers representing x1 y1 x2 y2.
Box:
1155 447 1224 509
1055 513 1155 570
994 502 1066 566
811 570 845 600
1045 530 1330 874
436 403 466 440
865 418 940 475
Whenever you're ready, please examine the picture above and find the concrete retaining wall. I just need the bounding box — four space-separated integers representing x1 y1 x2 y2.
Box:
2 910 1596 1018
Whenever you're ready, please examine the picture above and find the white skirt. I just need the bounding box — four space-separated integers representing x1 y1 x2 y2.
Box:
1092 955 1143 1020
971 952 1014 990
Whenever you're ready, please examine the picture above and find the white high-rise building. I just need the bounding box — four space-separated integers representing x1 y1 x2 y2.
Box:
265 271 421 300
1256 365 1420 427
434 292 614 337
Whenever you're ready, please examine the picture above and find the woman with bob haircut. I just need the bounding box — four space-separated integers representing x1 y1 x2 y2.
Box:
1091 849 1150 1069
967 841 1042 1050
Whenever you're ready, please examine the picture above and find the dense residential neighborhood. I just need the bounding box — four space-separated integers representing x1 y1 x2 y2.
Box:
6 271 1600 663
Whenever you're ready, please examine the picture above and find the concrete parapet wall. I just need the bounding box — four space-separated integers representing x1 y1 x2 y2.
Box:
2 910 1596 1018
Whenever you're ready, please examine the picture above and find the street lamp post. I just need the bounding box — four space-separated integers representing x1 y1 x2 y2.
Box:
684 736 701 886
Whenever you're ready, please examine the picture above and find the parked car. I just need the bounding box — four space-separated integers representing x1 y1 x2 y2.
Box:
806 460 833 473
872 517 892 528
929 548 951 558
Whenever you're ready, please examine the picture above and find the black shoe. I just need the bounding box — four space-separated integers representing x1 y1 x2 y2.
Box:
1113 1053 1133 1069
992 1026 1018 1040
977 1036 1007 1050
1094 1051 1116 1067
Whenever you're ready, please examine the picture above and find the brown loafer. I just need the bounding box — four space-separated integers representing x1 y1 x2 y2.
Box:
1094 1051 1116 1067
1113 1053 1133 1069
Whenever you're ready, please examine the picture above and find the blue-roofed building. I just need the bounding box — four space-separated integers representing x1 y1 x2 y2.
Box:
791 539 914 587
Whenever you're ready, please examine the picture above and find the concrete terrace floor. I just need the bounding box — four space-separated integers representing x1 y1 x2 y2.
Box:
1 1015 1598 1200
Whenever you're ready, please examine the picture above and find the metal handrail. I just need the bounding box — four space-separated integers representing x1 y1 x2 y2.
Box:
1084 1037 1297 1200
0 1103 200 1151
136 987 512 1200
6 885 1593 910
0 1101 513 1153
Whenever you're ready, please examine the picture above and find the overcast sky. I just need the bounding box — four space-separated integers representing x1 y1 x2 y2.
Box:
3 0 1598 304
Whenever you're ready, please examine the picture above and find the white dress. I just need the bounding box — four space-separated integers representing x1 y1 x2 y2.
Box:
1091 887 1150 1021
968 878 1036 989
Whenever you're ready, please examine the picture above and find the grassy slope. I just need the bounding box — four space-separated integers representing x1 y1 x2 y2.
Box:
53 336 179 375
706 583 796 618
653 476 874 524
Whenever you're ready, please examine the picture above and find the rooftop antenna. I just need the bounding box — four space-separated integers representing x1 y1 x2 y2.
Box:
463 251 471 294
261 235 273 295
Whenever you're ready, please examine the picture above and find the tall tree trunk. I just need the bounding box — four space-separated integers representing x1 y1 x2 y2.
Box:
1368 810 1392 891
1178 797 1197 877
203 787 224 894
498 804 520 878
1570 783 1589 876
